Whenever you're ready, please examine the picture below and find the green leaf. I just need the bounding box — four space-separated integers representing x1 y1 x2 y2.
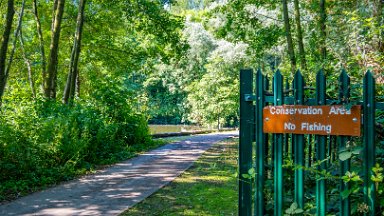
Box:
248 167 255 175
351 147 362 155
351 186 360 194
351 175 362 182
340 189 351 199
339 151 352 161
371 174 383 183
372 163 383 173
290 202 298 209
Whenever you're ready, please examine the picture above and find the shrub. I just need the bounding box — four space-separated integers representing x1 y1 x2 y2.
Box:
0 97 151 201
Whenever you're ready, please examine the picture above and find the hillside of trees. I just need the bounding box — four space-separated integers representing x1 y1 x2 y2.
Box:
0 0 382 202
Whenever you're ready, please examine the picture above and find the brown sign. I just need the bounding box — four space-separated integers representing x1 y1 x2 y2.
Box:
263 105 361 136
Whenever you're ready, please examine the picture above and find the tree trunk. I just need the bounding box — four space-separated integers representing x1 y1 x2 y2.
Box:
0 0 15 106
5 0 26 78
374 0 383 52
51 0 59 32
75 70 80 97
282 0 296 74
294 0 307 70
63 0 86 104
19 29 36 98
319 0 327 61
44 0 66 99
33 0 47 93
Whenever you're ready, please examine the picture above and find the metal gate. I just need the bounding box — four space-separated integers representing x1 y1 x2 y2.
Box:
238 69 384 215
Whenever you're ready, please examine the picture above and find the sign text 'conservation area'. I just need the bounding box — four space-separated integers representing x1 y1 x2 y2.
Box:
263 105 361 136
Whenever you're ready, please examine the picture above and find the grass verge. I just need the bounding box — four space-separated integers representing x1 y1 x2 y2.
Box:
120 138 238 216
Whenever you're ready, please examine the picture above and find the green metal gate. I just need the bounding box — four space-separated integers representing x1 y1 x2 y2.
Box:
239 69 384 216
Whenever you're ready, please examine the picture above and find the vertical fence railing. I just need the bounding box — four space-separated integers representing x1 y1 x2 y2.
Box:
238 69 382 216
239 69 253 216
363 72 376 216
338 70 351 215
315 70 327 216
293 71 305 210
255 69 265 216
273 71 284 216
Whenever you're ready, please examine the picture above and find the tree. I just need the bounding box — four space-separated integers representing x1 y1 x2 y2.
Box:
374 0 383 52
319 0 326 61
5 0 26 81
44 0 66 99
282 0 296 73
33 0 47 92
294 0 306 70
63 0 86 104
0 0 15 106
19 28 36 98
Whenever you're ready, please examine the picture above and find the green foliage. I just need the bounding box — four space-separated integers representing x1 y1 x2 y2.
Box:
284 202 304 215
371 163 384 198
338 146 362 161
0 97 152 201
241 167 255 180
340 171 363 201
0 0 189 201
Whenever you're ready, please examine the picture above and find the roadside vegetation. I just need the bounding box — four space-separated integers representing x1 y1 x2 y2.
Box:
121 138 238 216
0 101 157 202
0 0 382 211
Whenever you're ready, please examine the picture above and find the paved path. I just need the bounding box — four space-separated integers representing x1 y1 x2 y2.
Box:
0 131 237 216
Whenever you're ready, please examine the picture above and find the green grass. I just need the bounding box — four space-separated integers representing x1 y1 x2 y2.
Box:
154 135 193 143
149 125 207 134
120 138 239 216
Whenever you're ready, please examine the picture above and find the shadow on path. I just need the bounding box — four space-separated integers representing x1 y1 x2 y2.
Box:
0 131 238 216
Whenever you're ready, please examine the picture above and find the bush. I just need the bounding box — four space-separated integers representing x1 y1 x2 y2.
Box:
0 97 151 201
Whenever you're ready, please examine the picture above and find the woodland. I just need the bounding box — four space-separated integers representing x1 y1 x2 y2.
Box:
0 0 383 211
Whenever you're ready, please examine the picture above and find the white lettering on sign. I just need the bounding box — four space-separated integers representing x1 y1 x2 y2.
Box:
329 106 352 115
284 122 296 130
301 122 332 133
269 106 354 116
263 105 361 136
270 106 323 115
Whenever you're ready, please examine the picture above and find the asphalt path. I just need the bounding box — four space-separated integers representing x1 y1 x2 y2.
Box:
0 131 237 216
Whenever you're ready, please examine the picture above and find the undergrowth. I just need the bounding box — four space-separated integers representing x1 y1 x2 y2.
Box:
0 98 154 202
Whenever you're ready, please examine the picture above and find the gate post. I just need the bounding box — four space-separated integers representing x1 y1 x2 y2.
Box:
239 69 253 216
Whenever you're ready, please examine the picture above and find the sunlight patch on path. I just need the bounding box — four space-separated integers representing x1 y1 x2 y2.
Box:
0 131 237 216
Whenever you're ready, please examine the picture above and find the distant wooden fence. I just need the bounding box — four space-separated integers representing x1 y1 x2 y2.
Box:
238 69 384 216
